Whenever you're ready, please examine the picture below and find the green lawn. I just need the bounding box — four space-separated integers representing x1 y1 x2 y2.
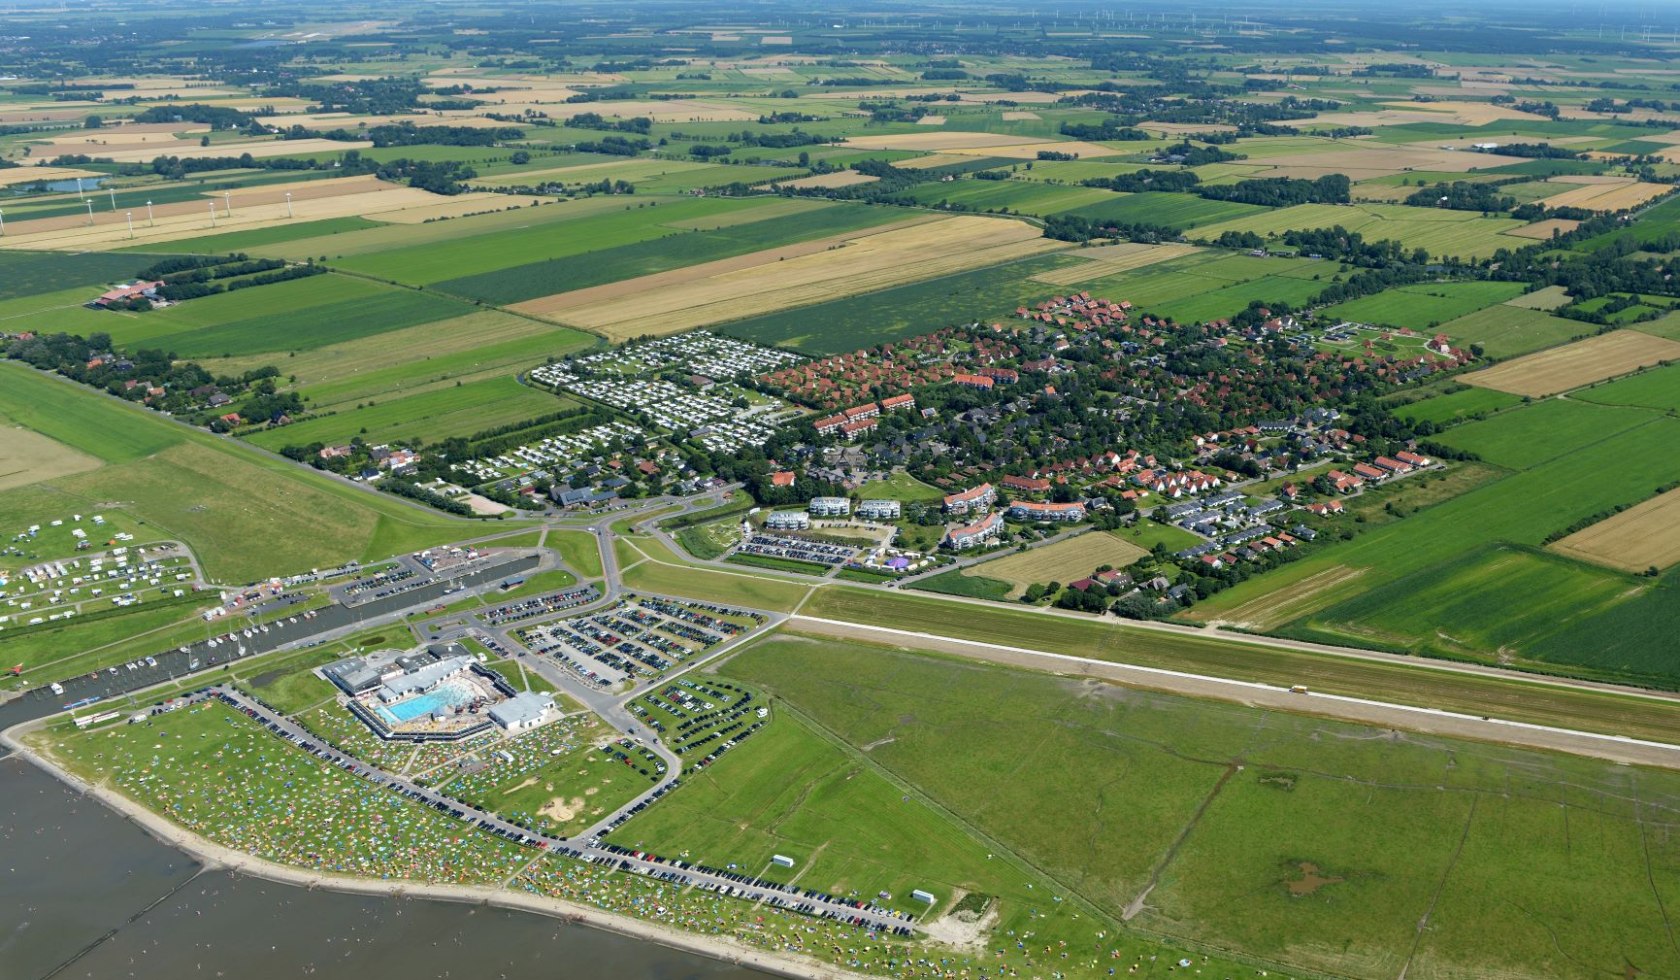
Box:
548 529 604 579
910 567 1012 600
1324 281 1529 332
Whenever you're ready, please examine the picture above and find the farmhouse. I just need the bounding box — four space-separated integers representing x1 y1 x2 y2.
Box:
1006 500 1087 522
943 482 997 515
769 470 796 488
944 512 1004 550
93 280 163 308
808 496 851 517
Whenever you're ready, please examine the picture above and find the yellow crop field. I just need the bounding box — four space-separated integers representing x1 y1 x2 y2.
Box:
842 131 1043 151
0 425 102 491
1538 181 1672 212
1463 330 1680 397
965 532 1148 597
1550 487 1680 572
775 171 880 189
514 214 1066 340
1507 218 1581 239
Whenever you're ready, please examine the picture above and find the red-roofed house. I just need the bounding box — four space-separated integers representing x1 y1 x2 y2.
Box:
770 470 796 488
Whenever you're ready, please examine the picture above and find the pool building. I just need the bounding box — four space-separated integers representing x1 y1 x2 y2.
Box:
321 645 549 742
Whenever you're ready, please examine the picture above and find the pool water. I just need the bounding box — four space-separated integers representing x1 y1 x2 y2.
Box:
378 681 473 724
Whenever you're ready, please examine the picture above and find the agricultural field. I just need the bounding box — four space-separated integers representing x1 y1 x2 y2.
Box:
513 214 1063 340
1063 249 1334 323
243 375 565 450
718 252 1083 353
1431 303 1590 359
1190 202 1528 259
1323 281 1528 332
1394 386 1523 427
722 635 1680 980
960 531 1147 598
898 176 1116 215
1062 191 1270 231
1462 330 1680 397
1574 361 1680 412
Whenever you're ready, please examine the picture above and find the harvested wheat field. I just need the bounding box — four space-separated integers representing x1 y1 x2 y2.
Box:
0 166 103 188
967 532 1148 598
1032 242 1202 285
894 154 977 170
1244 143 1529 179
547 99 757 123
944 140 1126 160
1507 218 1581 239
1550 487 1680 573
373 196 532 223
514 214 1065 339
1001 111 1042 121
1464 330 1680 397
0 175 469 251
1538 180 1671 212
776 171 880 189
1504 285 1573 310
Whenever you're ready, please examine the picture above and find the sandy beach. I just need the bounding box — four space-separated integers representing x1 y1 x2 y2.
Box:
2 719 873 980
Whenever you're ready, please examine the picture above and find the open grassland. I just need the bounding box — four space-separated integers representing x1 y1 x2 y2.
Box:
1551 487 1680 573
1191 202 1527 259
723 636 1680 980
451 202 914 307
0 363 475 581
518 215 1064 340
965 531 1147 598
103 273 474 357
1463 330 1680 397
1323 281 1527 331
1433 398 1655 470
1504 285 1573 310
244 375 565 450
718 252 1081 354
795 587 1680 744
1395 386 1524 427
331 196 772 287
1433 303 1589 358
1574 361 1680 412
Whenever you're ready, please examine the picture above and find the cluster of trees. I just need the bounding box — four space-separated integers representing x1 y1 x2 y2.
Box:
571 135 649 156
1080 169 1200 193
564 113 653 134
134 103 256 131
264 76 428 115
1042 213 1180 244
1403 180 1517 212
1057 120 1150 141
1198 174 1350 207
1157 140 1245 166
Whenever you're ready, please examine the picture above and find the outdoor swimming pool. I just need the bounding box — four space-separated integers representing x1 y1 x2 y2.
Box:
377 680 475 724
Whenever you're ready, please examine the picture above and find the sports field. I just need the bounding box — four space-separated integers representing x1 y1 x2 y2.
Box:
1550 487 1680 572
964 532 1147 598
1462 330 1680 397
515 215 1064 340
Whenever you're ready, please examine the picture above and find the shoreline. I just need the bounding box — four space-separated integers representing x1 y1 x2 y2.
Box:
2 722 873 980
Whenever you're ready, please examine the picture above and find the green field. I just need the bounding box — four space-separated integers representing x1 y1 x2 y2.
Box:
331 196 773 287
618 535 811 611
244 375 564 449
1061 250 1334 323
122 216 386 255
1432 302 1590 358
901 177 1117 216
718 252 1082 353
720 635 1680 980
1191 202 1527 259
1574 361 1680 412
1395 386 1523 427
102 273 474 357
1062 191 1271 231
0 250 158 302
1324 281 1529 331
430 200 908 305
1432 397 1653 470
548 528 604 579
910 567 1012 599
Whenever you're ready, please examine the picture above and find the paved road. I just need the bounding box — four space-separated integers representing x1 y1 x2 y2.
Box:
212 684 913 934
789 616 1680 771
